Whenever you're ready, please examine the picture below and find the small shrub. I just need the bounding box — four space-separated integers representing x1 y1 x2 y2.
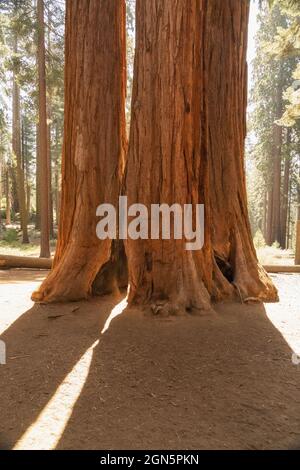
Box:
253 229 266 249
272 241 280 249
2 228 19 243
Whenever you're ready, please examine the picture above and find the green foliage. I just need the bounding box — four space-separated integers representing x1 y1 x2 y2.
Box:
278 64 300 126
248 2 300 246
2 227 18 243
0 0 65 223
267 0 300 126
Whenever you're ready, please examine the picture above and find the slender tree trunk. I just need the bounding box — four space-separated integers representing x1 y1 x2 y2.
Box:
271 75 283 245
263 190 267 240
47 9 54 239
22 118 31 222
12 39 29 244
47 108 54 238
32 0 126 303
37 0 50 257
0 158 2 226
54 121 61 227
5 166 11 226
295 157 300 264
271 125 282 244
280 130 291 249
35 123 41 229
266 187 273 245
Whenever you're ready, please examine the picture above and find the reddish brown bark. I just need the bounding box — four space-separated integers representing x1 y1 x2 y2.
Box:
125 0 212 314
206 0 277 302
125 0 277 313
32 0 126 302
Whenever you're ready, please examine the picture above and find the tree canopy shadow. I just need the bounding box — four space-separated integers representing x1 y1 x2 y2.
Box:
55 302 300 450
1 295 300 450
0 294 121 450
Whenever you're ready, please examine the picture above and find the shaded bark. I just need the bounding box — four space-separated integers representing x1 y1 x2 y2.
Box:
32 0 126 302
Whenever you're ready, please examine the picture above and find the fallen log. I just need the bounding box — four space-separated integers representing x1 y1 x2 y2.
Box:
0 255 52 270
0 255 299 275
263 265 300 273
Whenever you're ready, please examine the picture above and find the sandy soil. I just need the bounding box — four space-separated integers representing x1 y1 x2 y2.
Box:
0 269 300 450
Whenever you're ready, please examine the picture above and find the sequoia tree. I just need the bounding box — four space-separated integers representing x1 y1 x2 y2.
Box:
32 0 126 302
205 0 277 302
33 0 277 308
125 0 277 314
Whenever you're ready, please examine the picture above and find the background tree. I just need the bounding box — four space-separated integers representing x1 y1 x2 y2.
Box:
248 1 299 250
37 0 49 257
32 0 126 302
0 0 64 250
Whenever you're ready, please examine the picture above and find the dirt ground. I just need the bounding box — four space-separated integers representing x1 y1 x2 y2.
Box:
0 269 300 450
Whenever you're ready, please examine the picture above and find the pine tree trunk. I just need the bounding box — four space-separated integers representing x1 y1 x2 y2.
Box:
5 166 11 225
37 0 50 258
266 187 273 245
0 159 2 226
12 44 29 244
32 0 126 302
54 122 61 227
35 123 41 229
47 10 54 239
280 130 291 249
295 157 300 264
271 125 282 244
48 109 54 238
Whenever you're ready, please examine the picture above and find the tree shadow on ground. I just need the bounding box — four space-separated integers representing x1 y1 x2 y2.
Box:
56 302 300 450
1 296 300 450
0 294 120 450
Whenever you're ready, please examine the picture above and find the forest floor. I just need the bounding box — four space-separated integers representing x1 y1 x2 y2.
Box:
0 269 300 450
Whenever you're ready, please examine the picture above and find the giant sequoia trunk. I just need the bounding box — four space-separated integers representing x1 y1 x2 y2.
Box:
32 0 126 302
206 0 277 302
125 0 277 313
125 0 212 314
